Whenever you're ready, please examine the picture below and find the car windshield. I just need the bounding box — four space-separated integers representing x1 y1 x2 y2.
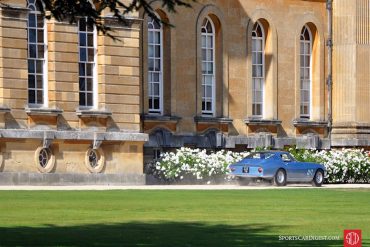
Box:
244 152 274 160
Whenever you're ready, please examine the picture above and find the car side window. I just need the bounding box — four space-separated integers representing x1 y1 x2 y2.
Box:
281 154 292 162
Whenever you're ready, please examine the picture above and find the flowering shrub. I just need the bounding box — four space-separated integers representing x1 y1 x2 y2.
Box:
288 147 370 183
151 147 249 181
150 147 370 183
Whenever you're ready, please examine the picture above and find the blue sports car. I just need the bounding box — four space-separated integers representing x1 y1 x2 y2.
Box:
228 151 326 186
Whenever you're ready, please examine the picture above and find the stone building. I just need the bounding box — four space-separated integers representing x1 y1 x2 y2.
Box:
0 0 147 183
142 0 370 163
0 0 369 183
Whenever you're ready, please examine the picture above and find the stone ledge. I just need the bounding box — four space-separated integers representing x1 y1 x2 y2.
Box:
141 114 181 122
244 118 282 126
0 172 146 186
0 106 11 113
293 119 328 128
25 107 63 116
194 116 233 124
76 109 112 118
0 129 148 142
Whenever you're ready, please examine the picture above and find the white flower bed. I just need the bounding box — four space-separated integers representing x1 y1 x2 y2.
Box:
152 147 249 181
151 147 370 183
289 148 370 183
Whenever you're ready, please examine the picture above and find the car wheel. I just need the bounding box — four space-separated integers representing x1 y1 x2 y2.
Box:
238 177 251 186
273 169 287 186
312 169 324 187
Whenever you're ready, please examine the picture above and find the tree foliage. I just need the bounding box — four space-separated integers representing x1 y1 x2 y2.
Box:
1 0 195 38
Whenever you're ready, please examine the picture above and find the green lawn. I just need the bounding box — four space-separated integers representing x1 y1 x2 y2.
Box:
0 189 369 246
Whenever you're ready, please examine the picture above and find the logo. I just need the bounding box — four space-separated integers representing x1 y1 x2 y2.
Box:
344 230 361 247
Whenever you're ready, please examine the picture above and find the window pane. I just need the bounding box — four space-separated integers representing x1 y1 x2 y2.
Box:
154 83 159 95
148 32 154 43
257 65 263 77
38 45 44 58
153 72 160 82
207 62 213 74
257 52 263 64
28 14 36 27
305 56 310 67
206 102 212 111
86 78 93 91
304 43 310 54
28 59 35 73
256 39 262 50
153 98 160 109
86 63 93 76
36 75 43 88
305 68 310 79
86 93 93 106
201 36 206 47
207 36 213 48
79 33 86 46
88 48 94 61
37 29 44 43
79 78 85 90
148 59 154 71
29 44 37 58
202 62 207 74
29 29 36 43
202 50 207 61
300 55 305 67
79 19 86 31
87 34 94 47
37 90 43 104
80 48 86 61
154 59 160 71
206 85 212 97
79 63 86 76
79 92 86 106
87 22 94 32
155 45 160 58
207 49 213 61
28 75 35 88
28 90 35 103
36 60 43 74
37 15 44 27
148 45 154 57
155 32 160 44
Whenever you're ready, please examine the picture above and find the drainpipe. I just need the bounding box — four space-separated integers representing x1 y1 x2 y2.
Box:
326 0 333 145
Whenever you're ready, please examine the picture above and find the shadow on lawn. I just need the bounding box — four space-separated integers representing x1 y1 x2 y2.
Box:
0 221 344 247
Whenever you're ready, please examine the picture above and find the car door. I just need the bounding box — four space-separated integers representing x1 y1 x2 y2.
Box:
280 153 302 181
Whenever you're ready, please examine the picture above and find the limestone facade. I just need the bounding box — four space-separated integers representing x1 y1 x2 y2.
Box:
142 0 370 163
0 0 369 177
0 0 147 175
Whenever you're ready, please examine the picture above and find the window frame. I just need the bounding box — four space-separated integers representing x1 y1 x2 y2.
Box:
78 17 98 109
147 15 164 115
27 0 48 107
299 25 313 119
251 21 265 118
201 17 216 117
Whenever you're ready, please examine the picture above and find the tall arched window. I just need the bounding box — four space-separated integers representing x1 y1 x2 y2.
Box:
252 21 265 117
300 25 312 118
201 17 215 116
27 0 47 106
78 17 97 108
148 16 163 115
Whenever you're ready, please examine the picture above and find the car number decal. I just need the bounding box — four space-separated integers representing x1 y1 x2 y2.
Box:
307 169 314 176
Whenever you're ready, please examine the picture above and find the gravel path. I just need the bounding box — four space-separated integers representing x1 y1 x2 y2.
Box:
0 184 369 190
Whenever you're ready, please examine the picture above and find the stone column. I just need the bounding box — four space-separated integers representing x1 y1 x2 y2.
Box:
332 0 370 146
